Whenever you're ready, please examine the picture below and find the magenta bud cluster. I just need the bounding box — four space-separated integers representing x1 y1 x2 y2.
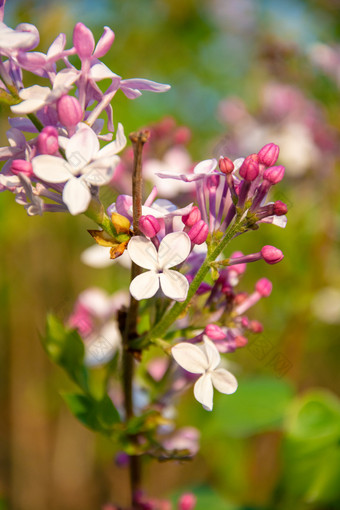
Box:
182 206 201 227
258 142 280 167
261 245 284 264
139 215 161 238
38 126 59 155
187 220 209 245
57 95 83 128
239 154 259 181
10 159 33 177
256 278 273 297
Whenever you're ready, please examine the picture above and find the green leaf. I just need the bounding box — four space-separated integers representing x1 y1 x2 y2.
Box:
62 392 120 432
42 314 88 391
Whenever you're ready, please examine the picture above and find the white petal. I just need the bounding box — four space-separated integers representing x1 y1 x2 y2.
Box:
158 232 191 269
84 156 119 186
202 337 221 370
11 98 46 115
211 368 238 395
171 342 208 373
193 158 217 175
66 125 99 171
96 123 126 158
32 154 71 183
159 269 189 301
127 236 158 270
62 177 91 215
85 321 121 367
194 373 214 411
129 271 160 300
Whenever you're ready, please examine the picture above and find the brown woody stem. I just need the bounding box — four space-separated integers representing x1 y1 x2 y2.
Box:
122 130 149 508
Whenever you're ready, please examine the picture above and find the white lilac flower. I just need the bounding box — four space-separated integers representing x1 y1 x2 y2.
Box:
32 122 126 215
127 232 191 301
171 337 238 411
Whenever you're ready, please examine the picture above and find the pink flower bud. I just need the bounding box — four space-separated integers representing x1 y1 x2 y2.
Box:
11 159 33 177
258 143 279 167
73 22 95 58
250 320 263 333
239 154 259 181
274 200 288 216
261 245 284 264
263 165 285 184
219 156 234 174
235 335 248 348
188 220 209 245
241 316 249 328
57 95 83 128
234 292 248 305
255 278 272 297
178 493 197 510
182 206 201 227
205 324 226 340
93 26 115 59
38 126 59 155
139 215 161 237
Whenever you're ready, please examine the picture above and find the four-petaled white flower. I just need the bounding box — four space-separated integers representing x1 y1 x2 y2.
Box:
172 337 238 411
128 232 191 301
32 122 126 215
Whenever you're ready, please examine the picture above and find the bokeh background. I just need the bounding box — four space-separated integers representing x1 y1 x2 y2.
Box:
1 0 340 509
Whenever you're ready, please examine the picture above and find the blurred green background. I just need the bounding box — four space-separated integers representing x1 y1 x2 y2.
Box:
1 0 340 509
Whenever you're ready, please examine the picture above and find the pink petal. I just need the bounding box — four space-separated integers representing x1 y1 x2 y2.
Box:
96 123 126 158
159 269 189 301
158 232 191 269
93 26 115 58
129 271 159 300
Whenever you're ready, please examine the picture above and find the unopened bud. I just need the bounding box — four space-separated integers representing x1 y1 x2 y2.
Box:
204 324 226 340
258 143 279 167
11 159 33 177
255 278 272 297
263 165 285 184
239 154 259 181
182 206 201 227
250 320 263 333
111 212 131 235
73 22 95 58
274 200 288 216
261 245 284 264
234 292 248 305
139 215 160 238
219 156 234 174
188 220 209 245
235 335 248 348
38 126 58 155
57 95 83 128
178 493 197 510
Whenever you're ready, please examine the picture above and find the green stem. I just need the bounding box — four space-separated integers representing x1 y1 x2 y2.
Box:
143 218 244 344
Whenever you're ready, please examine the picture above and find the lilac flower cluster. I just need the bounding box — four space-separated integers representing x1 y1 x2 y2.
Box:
0 4 169 215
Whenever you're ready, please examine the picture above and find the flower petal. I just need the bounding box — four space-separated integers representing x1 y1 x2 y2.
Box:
202 337 221 370
129 271 159 300
62 176 91 215
158 232 191 269
194 373 214 411
159 269 189 301
171 342 208 374
211 368 238 395
127 236 158 270
32 154 71 183
193 158 217 175
96 123 126 158
66 124 99 170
